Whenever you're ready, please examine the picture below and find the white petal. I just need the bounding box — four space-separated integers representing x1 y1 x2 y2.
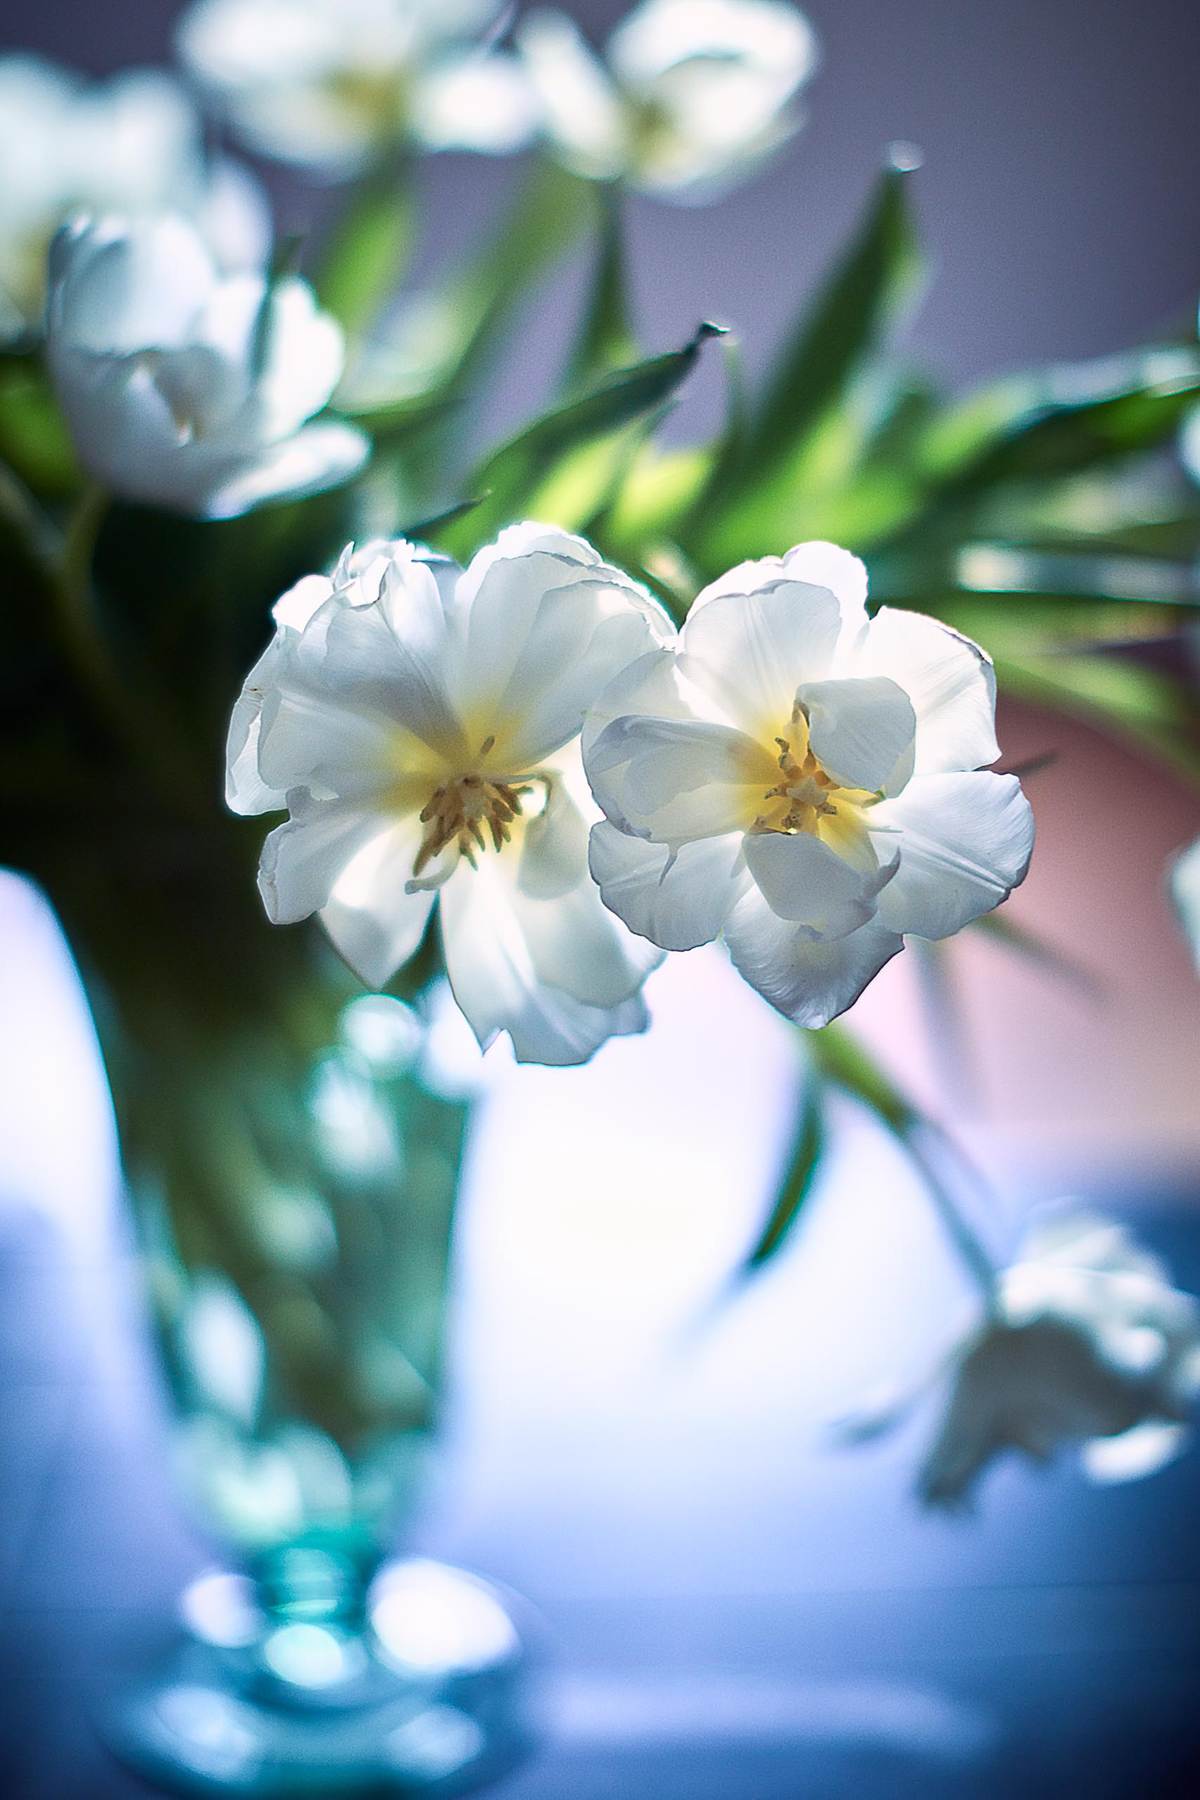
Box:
742 828 892 937
257 794 387 925
873 772 1035 939
290 562 466 765
439 857 650 1065
1082 1421 1189 1483
272 572 335 633
511 866 662 1008
797 675 916 794
680 579 844 732
517 10 626 179
586 713 771 842
724 886 903 1027
515 771 589 901
589 821 748 950
455 547 670 766
200 419 369 519
47 214 215 355
319 818 436 989
226 635 288 814
853 608 1000 775
413 52 537 154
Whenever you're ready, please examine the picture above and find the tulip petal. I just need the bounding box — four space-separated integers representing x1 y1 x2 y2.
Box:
874 772 1034 939
724 887 903 1026
439 857 650 1065
257 793 387 924
200 419 369 519
589 821 748 950
587 713 771 842
742 827 893 936
797 674 916 793
681 579 845 731
854 608 1000 775
319 818 436 990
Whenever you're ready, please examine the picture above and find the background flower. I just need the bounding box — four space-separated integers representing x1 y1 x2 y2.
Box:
517 0 818 200
0 54 267 334
584 541 1034 1028
227 525 669 1065
178 0 537 174
45 213 368 518
840 1211 1200 1508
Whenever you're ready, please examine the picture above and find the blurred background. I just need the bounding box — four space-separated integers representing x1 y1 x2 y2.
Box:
1 0 1199 1794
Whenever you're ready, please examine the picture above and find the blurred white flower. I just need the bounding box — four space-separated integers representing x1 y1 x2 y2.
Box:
226 525 669 1065
583 542 1034 1028
0 55 268 331
45 215 368 519
1169 835 1200 973
517 0 818 201
178 0 536 174
840 1211 1200 1506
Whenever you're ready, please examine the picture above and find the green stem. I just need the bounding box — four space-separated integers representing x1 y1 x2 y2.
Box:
812 1023 999 1309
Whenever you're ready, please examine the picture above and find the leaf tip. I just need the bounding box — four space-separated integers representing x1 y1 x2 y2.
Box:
887 140 924 174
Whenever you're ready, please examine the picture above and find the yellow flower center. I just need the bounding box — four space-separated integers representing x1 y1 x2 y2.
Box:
751 703 874 838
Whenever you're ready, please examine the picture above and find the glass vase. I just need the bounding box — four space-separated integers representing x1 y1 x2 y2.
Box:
92 969 530 1797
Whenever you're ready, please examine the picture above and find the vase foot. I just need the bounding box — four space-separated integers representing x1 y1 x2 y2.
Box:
104 1559 535 1797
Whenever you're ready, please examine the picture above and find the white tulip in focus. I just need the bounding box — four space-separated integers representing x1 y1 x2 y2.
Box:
226 525 669 1065
583 542 1034 1028
841 1211 1200 1507
1169 835 1200 973
0 56 268 333
518 0 818 201
178 0 537 173
45 215 368 520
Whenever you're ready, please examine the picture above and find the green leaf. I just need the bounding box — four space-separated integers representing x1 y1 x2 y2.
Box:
439 321 725 558
694 158 921 560
0 359 79 497
561 188 637 394
315 160 416 337
740 1069 826 1272
910 346 1200 504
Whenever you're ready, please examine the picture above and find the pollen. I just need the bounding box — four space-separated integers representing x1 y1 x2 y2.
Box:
412 770 532 876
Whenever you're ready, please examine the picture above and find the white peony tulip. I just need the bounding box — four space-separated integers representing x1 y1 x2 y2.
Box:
517 0 818 201
178 0 537 174
0 56 268 333
841 1211 1200 1507
226 525 669 1065
582 541 1035 1028
45 215 368 520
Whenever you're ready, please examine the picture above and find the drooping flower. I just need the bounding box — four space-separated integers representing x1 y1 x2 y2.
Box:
226 526 669 1065
178 0 536 175
838 1211 1200 1507
0 55 267 334
582 541 1034 1028
45 215 368 520
517 0 818 201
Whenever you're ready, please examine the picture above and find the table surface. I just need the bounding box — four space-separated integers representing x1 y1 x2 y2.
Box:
1 880 1198 1799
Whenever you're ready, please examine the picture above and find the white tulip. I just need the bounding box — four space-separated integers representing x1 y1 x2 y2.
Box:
0 56 268 332
841 1211 1200 1507
227 525 669 1065
45 215 368 520
583 542 1034 1028
517 0 818 201
178 0 537 173
1169 835 1200 973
